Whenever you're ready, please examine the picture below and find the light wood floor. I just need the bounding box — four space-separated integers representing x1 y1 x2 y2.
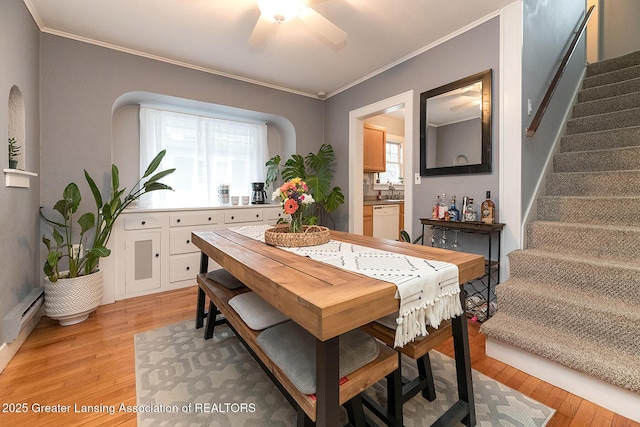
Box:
0 286 637 426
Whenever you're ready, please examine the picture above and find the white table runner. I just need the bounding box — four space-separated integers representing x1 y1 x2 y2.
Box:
230 225 462 347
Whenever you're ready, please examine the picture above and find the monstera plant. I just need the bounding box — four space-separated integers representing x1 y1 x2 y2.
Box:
266 144 344 228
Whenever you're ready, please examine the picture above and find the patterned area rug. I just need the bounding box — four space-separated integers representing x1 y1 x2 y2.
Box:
135 320 555 426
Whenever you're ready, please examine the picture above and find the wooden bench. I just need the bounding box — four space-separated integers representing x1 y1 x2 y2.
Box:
195 272 400 426
361 319 453 426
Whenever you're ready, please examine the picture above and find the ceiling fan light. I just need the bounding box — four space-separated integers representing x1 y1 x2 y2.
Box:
257 0 305 23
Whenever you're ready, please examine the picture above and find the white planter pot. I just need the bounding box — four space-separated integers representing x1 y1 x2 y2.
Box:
43 270 104 326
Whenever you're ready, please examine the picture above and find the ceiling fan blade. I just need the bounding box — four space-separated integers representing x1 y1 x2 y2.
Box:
249 13 274 50
298 7 346 45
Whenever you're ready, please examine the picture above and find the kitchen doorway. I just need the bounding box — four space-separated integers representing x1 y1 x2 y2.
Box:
348 91 414 235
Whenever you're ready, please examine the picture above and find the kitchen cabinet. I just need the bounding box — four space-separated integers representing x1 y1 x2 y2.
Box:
113 205 283 300
363 123 386 172
363 205 373 236
125 230 161 294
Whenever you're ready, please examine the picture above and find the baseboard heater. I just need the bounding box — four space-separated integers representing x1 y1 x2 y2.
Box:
2 288 44 343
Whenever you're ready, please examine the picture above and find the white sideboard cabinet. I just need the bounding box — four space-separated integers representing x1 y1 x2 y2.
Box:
111 205 283 300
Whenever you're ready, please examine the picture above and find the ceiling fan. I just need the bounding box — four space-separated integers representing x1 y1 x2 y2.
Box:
249 0 347 49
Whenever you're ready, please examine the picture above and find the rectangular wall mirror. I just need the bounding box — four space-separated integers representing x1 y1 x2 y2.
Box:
419 69 492 176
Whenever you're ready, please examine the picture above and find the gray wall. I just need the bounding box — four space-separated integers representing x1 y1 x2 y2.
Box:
0 0 41 343
39 34 325 217
324 17 500 250
434 118 482 167
521 0 587 215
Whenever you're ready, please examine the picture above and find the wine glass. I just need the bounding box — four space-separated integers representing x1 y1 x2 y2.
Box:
439 229 447 248
451 230 460 250
430 228 438 247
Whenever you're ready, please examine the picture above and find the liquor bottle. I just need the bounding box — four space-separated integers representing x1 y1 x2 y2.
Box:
432 195 440 219
448 195 459 221
481 191 496 224
460 196 469 222
438 193 447 219
464 198 476 222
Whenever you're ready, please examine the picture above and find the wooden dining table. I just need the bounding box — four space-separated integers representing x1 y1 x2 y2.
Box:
191 228 485 427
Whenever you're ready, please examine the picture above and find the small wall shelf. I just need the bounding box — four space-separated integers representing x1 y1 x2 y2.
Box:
4 169 37 188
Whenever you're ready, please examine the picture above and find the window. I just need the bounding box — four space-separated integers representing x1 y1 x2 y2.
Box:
139 106 268 208
378 140 403 185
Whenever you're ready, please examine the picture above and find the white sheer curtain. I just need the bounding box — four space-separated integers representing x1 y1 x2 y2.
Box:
139 107 268 208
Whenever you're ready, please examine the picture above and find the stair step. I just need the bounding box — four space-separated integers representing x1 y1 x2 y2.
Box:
560 126 640 153
546 170 640 196
553 144 640 172
577 77 640 103
566 107 640 135
572 91 640 118
508 249 640 303
583 64 640 89
480 312 640 393
527 221 640 262
537 195 640 226
586 50 640 78
496 278 640 353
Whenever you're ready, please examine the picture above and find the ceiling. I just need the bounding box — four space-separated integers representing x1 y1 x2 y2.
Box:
24 0 514 99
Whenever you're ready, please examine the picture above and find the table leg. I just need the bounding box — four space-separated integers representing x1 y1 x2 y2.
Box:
196 252 209 329
315 336 340 427
452 293 475 426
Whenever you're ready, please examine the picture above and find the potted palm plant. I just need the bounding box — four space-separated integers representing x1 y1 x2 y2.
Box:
40 150 175 325
8 137 20 169
265 144 344 228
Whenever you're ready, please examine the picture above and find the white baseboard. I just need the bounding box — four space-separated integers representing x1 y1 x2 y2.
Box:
486 337 640 422
0 306 44 374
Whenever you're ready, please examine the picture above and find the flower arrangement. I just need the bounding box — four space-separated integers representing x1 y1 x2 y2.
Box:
272 177 315 233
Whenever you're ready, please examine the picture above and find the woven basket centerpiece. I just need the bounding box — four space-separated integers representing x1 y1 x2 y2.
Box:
264 224 330 247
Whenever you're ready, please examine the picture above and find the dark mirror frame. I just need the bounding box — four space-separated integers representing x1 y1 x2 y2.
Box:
419 69 492 176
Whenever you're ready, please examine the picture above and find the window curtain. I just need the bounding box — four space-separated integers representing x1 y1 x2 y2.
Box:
139 107 268 208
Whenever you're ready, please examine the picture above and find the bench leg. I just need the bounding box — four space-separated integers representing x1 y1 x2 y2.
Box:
204 301 222 340
417 353 437 402
296 406 314 427
344 394 366 427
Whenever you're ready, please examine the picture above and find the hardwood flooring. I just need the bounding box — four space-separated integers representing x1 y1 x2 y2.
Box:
0 286 637 426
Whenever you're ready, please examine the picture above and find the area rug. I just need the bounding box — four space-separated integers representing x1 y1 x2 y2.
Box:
135 320 555 426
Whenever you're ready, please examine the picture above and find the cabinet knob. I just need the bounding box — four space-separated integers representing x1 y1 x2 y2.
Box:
186 239 190 244
155 253 159 257
256 214 259 218
231 216 235 220
177 218 181 223
186 266 190 271
208 217 212 221
141 220 146 225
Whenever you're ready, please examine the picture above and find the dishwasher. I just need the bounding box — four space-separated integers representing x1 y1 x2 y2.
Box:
372 205 399 240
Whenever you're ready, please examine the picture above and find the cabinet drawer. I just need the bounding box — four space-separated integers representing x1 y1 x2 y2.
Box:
169 253 200 283
170 228 214 255
224 210 263 224
124 215 162 230
169 212 218 227
264 208 284 223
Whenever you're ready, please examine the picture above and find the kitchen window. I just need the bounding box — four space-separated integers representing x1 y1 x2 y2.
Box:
378 139 403 185
139 106 268 208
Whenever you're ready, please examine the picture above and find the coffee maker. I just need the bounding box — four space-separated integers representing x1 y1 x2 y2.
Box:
251 182 267 204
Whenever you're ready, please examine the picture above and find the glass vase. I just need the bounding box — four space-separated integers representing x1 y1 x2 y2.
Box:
290 214 303 233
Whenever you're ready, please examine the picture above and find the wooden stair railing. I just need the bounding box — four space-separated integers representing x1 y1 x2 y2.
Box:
526 5 595 138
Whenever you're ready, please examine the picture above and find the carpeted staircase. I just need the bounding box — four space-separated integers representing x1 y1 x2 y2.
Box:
481 50 640 394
